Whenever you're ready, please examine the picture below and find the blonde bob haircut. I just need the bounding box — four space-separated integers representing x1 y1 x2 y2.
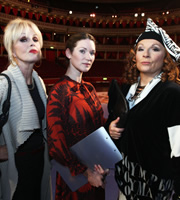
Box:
3 18 43 65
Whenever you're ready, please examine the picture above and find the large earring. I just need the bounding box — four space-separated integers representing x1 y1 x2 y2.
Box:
132 63 137 69
10 56 18 66
34 60 41 68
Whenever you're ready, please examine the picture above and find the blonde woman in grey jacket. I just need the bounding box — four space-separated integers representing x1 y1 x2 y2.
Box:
0 18 51 200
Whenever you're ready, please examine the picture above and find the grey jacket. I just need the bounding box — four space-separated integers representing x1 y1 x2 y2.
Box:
0 64 52 200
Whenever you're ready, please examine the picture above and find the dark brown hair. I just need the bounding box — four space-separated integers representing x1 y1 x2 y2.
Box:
66 32 96 53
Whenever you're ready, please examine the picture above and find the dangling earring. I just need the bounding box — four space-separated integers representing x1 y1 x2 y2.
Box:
132 63 137 69
34 60 41 68
10 56 18 66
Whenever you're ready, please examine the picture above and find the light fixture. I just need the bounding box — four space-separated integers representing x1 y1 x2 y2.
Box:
69 10 72 15
134 13 138 17
90 13 96 17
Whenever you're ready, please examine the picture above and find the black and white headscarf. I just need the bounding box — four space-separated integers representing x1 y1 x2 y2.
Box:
136 18 180 62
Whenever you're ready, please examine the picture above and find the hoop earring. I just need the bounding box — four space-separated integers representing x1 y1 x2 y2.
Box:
34 60 41 68
11 56 18 66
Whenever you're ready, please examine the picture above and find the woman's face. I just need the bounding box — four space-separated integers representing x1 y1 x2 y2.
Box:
12 27 41 66
66 38 96 74
136 39 166 77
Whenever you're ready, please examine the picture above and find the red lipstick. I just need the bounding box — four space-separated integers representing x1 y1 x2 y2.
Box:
29 50 38 54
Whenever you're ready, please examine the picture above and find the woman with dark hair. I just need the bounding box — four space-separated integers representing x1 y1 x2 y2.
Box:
47 32 106 200
107 18 180 200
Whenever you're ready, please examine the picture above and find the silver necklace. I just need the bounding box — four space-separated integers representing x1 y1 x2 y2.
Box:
128 72 162 103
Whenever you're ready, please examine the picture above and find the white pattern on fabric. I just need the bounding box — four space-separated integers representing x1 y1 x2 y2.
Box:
145 18 180 62
126 73 162 109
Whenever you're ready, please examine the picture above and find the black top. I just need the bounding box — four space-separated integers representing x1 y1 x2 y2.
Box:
106 81 180 199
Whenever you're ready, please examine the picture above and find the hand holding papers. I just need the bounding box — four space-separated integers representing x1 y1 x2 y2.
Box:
51 126 122 192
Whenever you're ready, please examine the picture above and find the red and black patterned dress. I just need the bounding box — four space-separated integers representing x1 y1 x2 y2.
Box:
47 75 105 200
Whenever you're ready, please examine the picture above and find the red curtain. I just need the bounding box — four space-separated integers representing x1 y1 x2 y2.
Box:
117 37 123 44
158 18 164 26
95 21 100 28
61 50 65 57
57 50 65 57
12 7 18 16
122 20 127 28
115 21 120 28
96 52 104 59
111 37 117 44
126 37 130 44
46 50 56 61
45 33 51 41
102 21 106 28
104 37 109 44
106 52 117 59
82 20 86 27
0 46 4 54
129 21 134 28
136 21 141 28
131 37 137 44
56 17 60 24
142 20 146 27
1 26 5 32
108 21 113 28
167 18 172 25
42 14 47 22
35 13 40 21
119 52 124 59
28 11 33 19
75 18 80 26
48 16 54 23
0 4 2 12
20 10 26 18
89 20 94 28
62 18 67 25
4 6 11 14
69 18 73 26
174 17 179 25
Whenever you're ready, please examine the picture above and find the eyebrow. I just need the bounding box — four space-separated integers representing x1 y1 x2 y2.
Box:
137 43 161 48
79 47 95 51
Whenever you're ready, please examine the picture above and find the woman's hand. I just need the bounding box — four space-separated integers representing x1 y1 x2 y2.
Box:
84 168 104 187
109 117 124 139
94 164 109 176
0 145 8 161
94 164 109 188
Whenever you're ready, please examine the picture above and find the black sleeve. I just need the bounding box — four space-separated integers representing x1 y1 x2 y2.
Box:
172 156 180 197
104 81 130 131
